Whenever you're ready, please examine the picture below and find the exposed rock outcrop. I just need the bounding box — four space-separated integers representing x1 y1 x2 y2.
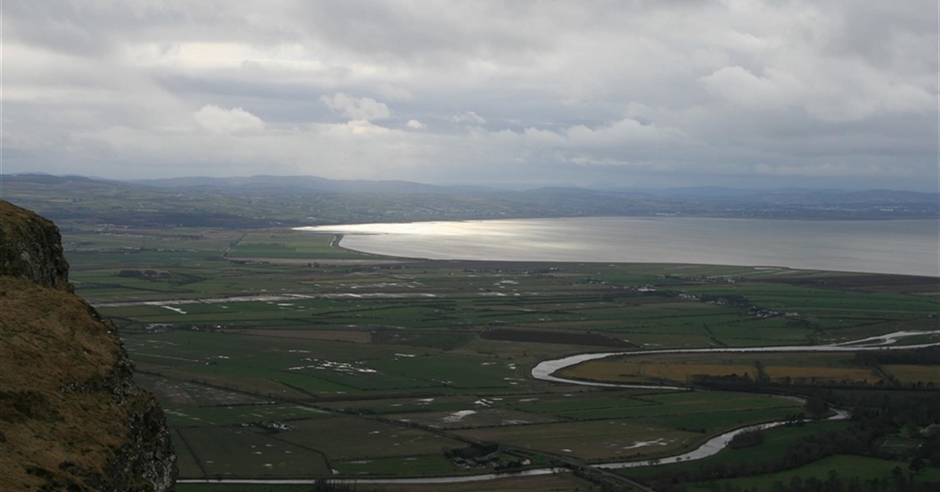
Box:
0 200 177 491
0 200 71 291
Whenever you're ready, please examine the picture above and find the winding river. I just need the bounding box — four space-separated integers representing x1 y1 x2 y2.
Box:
179 330 940 486
531 330 940 390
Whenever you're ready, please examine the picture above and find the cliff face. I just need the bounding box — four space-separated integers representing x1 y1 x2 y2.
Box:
0 201 71 291
0 200 177 491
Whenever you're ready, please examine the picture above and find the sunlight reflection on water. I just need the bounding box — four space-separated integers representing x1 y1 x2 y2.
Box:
298 217 939 277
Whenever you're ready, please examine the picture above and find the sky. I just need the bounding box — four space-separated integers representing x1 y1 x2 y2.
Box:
2 0 938 190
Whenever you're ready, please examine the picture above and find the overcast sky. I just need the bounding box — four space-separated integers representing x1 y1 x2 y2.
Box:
3 1 938 190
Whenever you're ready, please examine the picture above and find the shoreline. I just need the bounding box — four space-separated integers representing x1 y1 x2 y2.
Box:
298 217 940 278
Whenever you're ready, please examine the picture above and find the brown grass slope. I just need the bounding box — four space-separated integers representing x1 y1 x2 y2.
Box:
0 199 176 491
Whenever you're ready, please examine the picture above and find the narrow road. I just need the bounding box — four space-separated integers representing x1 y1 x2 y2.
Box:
221 232 247 258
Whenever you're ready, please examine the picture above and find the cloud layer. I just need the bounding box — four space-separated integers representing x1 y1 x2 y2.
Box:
3 1 937 190
194 105 265 134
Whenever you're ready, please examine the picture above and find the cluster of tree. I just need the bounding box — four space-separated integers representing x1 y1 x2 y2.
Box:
570 467 634 492
646 409 938 491
444 442 499 460
699 294 753 309
803 397 830 420
305 480 380 492
689 373 757 388
700 470 937 492
117 269 169 279
689 373 924 391
492 458 529 471
728 429 765 449
852 348 940 367
778 413 894 467
826 389 940 428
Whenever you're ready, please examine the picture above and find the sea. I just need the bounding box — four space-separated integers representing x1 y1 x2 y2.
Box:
297 217 940 277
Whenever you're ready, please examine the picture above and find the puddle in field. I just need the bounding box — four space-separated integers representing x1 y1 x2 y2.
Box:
287 359 377 373
442 410 476 423
623 438 669 450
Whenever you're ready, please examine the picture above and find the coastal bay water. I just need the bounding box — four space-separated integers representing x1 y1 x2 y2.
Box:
298 217 939 277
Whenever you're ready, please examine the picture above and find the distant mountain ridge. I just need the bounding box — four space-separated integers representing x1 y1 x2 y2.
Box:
131 175 458 194
128 175 940 202
3 173 937 227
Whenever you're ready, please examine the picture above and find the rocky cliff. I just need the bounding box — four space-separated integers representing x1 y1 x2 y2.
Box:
0 199 177 491
0 200 71 292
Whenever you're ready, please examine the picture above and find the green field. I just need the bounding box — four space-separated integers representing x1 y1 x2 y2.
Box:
687 455 940 491
619 421 852 480
228 232 374 260
33 221 936 490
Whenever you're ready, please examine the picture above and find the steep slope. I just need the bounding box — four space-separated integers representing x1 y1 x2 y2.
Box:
0 199 177 491
0 198 71 291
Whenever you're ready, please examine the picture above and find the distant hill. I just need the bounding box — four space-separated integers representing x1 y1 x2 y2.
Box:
133 175 458 194
132 175 940 206
3 173 937 228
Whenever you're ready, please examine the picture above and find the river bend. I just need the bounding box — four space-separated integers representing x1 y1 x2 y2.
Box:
180 330 940 486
